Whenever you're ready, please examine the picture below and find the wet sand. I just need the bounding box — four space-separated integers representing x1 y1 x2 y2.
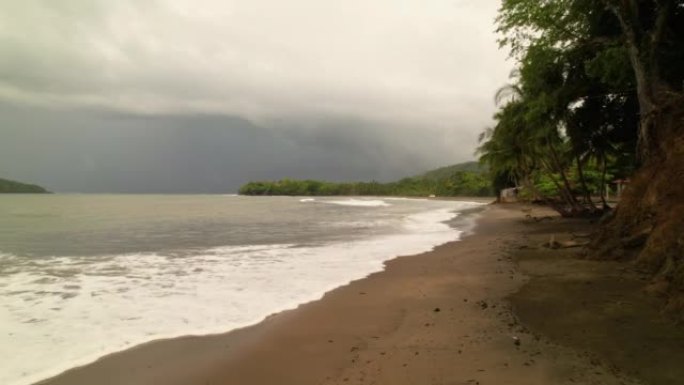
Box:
38 205 669 385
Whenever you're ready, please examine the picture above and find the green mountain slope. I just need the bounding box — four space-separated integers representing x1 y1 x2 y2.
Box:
0 178 50 193
418 161 485 180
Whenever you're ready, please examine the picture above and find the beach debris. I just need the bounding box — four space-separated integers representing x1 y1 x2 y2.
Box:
543 235 561 249
477 300 488 310
524 213 554 222
559 240 589 248
512 336 521 346
433 307 441 312
542 235 589 249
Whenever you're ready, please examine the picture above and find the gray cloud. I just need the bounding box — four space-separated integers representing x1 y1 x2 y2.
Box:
0 0 510 192
1 104 466 192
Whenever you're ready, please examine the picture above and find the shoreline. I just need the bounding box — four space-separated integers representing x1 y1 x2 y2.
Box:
25 201 484 385
37 204 644 385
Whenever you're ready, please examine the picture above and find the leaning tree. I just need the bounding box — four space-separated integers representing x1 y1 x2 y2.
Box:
497 0 684 314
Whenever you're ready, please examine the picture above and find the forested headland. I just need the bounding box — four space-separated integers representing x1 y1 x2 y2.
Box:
0 178 50 193
479 0 684 315
239 162 493 197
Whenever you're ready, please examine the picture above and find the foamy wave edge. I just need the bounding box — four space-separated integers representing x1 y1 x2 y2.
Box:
2 202 484 385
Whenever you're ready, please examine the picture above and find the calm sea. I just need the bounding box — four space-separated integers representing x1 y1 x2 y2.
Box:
0 194 483 385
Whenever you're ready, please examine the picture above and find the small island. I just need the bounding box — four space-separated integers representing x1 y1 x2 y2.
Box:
0 177 50 193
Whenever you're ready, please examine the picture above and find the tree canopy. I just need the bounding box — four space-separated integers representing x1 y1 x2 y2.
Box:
482 0 684 315
478 0 678 214
239 163 493 197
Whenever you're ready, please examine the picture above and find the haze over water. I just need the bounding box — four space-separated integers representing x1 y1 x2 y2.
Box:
0 194 482 385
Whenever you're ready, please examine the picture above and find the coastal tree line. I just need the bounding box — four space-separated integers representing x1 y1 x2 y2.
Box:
239 169 493 197
479 0 683 313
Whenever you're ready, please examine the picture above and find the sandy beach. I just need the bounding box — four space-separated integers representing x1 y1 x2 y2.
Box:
37 204 683 385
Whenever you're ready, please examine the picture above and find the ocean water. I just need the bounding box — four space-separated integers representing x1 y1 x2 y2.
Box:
0 195 483 385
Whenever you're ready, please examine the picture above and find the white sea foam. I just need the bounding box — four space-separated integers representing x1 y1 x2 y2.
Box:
0 202 482 385
299 198 316 202
324 199 391 207
384 197 429 201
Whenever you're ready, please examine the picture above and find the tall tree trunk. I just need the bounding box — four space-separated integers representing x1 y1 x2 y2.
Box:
547 140 583 213
540 157 580 215
607 0 672 157
596 1 684 317
575 155 598 211
599 156 609 209
527 174 573 217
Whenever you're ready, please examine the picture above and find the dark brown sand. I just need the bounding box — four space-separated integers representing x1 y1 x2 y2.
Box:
508 209 684 385
38 205 678 385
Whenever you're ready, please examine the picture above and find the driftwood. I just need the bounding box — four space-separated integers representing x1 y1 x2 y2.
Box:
542 235 590 249
525 214 554 222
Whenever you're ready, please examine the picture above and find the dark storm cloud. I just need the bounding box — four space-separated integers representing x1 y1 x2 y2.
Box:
0 1 510 192
1 104 464 192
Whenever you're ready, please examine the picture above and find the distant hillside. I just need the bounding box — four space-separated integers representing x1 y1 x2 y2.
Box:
239 161 493 197
0 178 50 193
418 161 485 180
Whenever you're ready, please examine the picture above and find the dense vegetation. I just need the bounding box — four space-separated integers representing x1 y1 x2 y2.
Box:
0 178 50 193
481 0 684 315
239 162 493 197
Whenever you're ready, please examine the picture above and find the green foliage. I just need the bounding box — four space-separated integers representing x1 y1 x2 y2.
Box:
585 46 633 89
239 163 494 197
479 0 643 214
0 178 50 193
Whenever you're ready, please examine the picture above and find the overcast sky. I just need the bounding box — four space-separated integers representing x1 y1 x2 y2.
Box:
0 0 511 193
